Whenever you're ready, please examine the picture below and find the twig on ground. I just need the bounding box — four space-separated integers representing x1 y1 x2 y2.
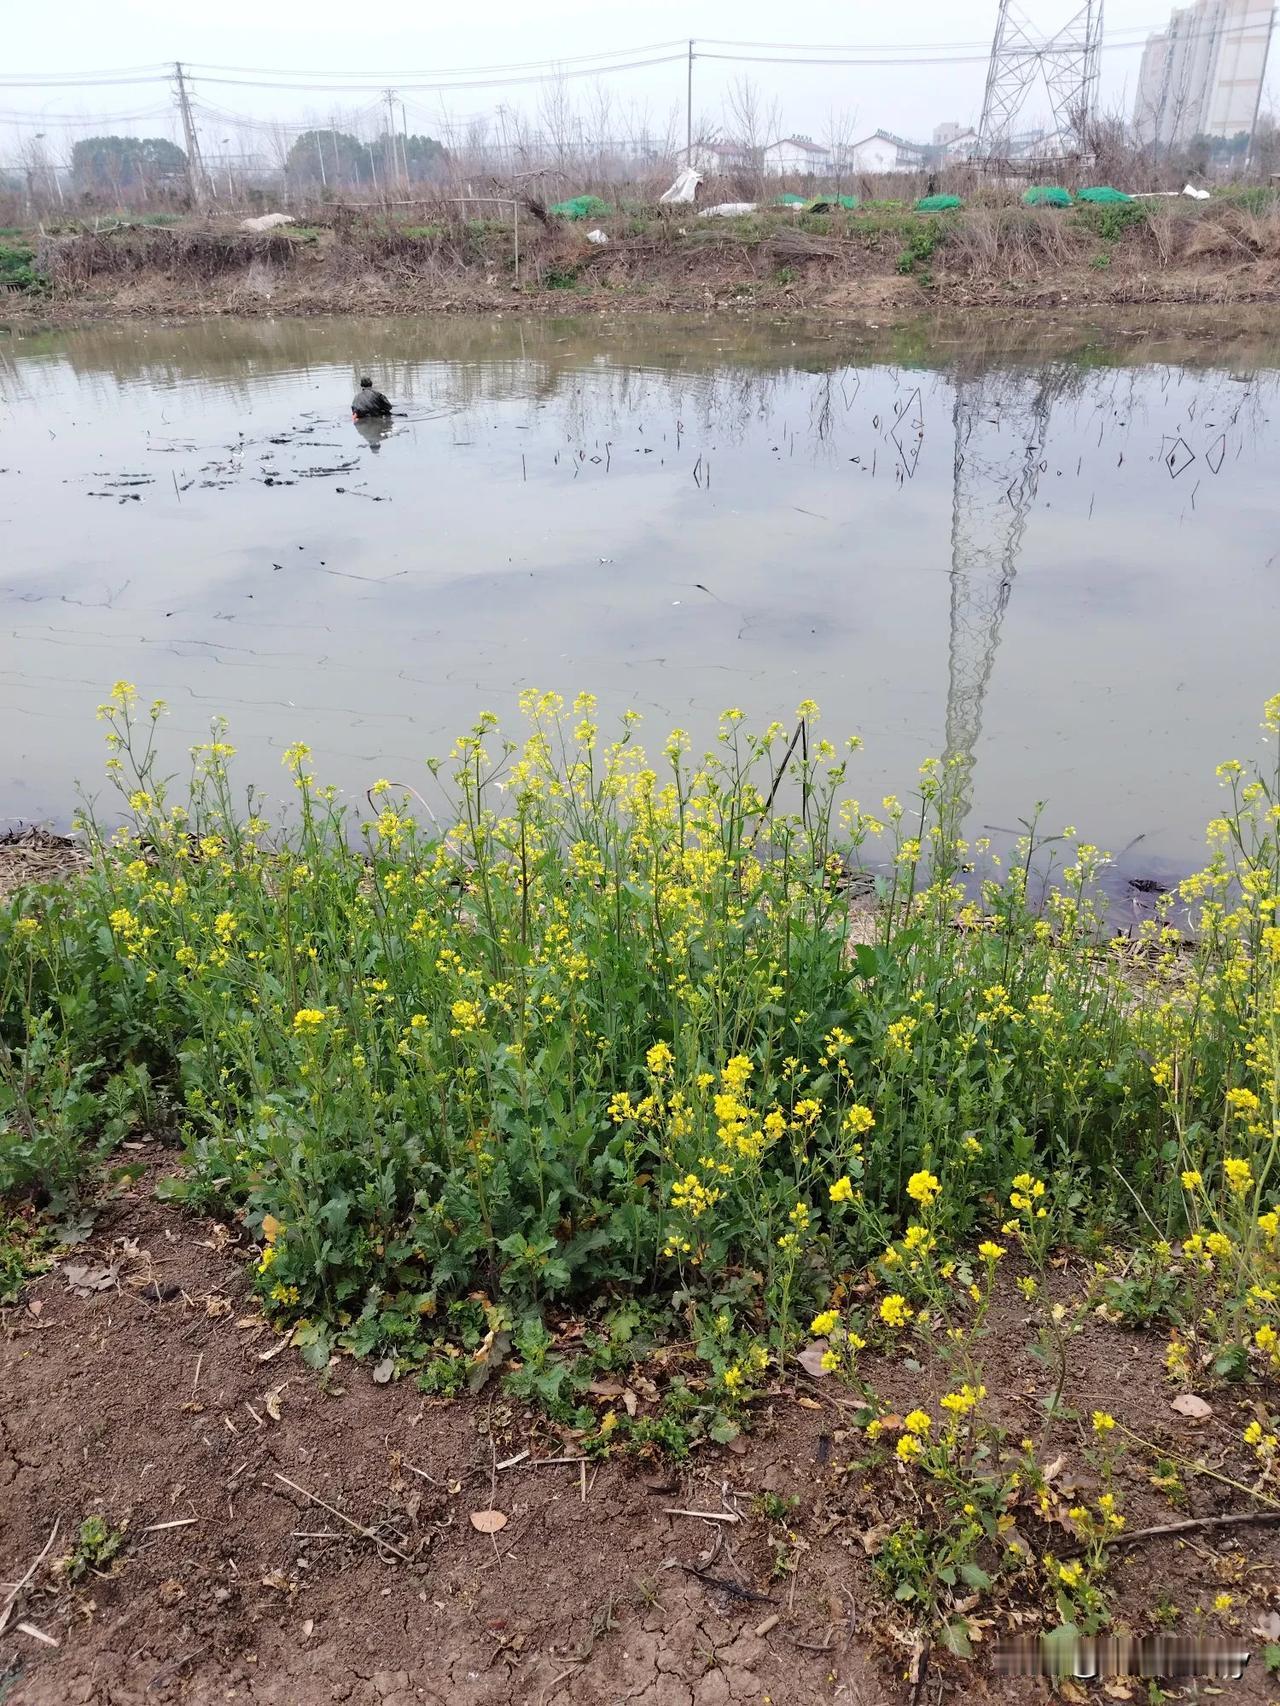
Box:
141 1518 198 1533
146 1644 208 1691
663 1508 740 1523
272 1473 410 1562
495 1450 529 1471
909 1638 931 1706
678 1564 776 1605
15 1621 59 1648
1061 1508 1280 1559
787 1631 836 1653
0 1518 60 1635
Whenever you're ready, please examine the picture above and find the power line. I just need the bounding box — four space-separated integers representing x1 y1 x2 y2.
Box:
182 41 690 79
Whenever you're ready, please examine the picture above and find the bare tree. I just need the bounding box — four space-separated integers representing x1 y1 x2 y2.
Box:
723 77 782 195
539 73 575 177
823 104 859 198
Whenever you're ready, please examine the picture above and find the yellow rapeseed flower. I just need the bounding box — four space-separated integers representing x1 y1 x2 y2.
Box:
810 1309 840 1336
1223 1156 1254 1196
829 1176 855 1204
879 1293 913 1329
906 1170 940 1208
1091 1410 1116 1434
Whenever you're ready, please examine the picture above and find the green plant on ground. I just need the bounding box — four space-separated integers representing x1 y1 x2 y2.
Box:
1074 200 1148 243
0 1206 53 1303
0 243 41 294
60 1514 126 1582
896 221 946 276
0 686 1276 1392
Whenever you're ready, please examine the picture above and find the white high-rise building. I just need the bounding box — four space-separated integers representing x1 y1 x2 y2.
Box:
1132 0 1274 150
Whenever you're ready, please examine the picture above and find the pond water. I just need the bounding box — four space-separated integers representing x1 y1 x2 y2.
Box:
1 313 1277 888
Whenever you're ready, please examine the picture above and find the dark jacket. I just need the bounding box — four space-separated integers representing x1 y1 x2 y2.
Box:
352 384 392 417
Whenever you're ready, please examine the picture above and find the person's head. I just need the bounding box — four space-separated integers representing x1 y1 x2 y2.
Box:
359 375 372 387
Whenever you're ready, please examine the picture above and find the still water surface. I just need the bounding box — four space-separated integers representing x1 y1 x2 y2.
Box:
1 314 1277 880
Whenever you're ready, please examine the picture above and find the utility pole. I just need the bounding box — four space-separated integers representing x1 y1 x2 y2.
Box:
173 61 210 207
686 40 695 163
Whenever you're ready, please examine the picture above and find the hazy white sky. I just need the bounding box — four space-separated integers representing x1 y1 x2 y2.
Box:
3 0 1276 159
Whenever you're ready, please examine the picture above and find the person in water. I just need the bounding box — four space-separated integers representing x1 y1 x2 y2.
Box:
352 376 392 420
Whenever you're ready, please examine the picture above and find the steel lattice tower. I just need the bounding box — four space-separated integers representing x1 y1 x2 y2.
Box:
977 1 1105 158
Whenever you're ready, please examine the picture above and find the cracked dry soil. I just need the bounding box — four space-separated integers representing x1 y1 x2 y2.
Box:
2 1170 1279 1706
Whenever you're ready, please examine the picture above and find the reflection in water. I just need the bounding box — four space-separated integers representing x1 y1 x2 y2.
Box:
353 417 395 455
942 370 1059 830
1 313 1278 883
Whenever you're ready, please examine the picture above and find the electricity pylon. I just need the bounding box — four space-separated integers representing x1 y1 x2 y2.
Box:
978 1 1105 158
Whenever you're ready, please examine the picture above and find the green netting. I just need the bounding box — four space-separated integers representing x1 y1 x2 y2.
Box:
549 195 614 220
1023 185 1073 207
773 193 807 207
805 194 858 211
915 194 963 212
1078 185 1133 203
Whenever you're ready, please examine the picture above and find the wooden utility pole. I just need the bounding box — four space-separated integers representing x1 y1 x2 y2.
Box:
173 61 210 207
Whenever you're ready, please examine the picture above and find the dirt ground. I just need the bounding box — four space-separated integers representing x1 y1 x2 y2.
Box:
3 1159 1279 1706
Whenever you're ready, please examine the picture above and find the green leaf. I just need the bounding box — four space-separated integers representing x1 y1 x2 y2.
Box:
958 1563 992 1590
941 1621 972 1658
894 1581 916 1601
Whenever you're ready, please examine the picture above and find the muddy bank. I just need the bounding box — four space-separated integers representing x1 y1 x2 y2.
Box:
2 1160 1278 1706
3 202 1280 328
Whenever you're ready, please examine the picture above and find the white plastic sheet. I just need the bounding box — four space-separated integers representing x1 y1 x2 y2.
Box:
658 167 703 206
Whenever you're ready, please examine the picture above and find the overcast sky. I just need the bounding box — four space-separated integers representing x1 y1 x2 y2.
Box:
3 0 1277 161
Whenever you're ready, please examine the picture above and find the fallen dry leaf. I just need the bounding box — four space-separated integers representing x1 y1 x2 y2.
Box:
261 1571 294 1593
622 1389 638 1417
1170 1393 1212 1420
205 1294 232 1319
263 1388 283 1423
26 1300 43 1319
796 1339 832 1378
469 1509 508 1534
157 1578 186 1605
860 1520 893 1556
63 1264 115 1294
1040 1454 1066 1483
261 1213 282 1244
1253 1610 1280 1641
301 1618 315 1639
1103 1683 1134 1700
372 1356 394 1385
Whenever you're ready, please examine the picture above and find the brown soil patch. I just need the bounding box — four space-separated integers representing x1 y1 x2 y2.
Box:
1 1167 1277 1705
0 831 86 904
